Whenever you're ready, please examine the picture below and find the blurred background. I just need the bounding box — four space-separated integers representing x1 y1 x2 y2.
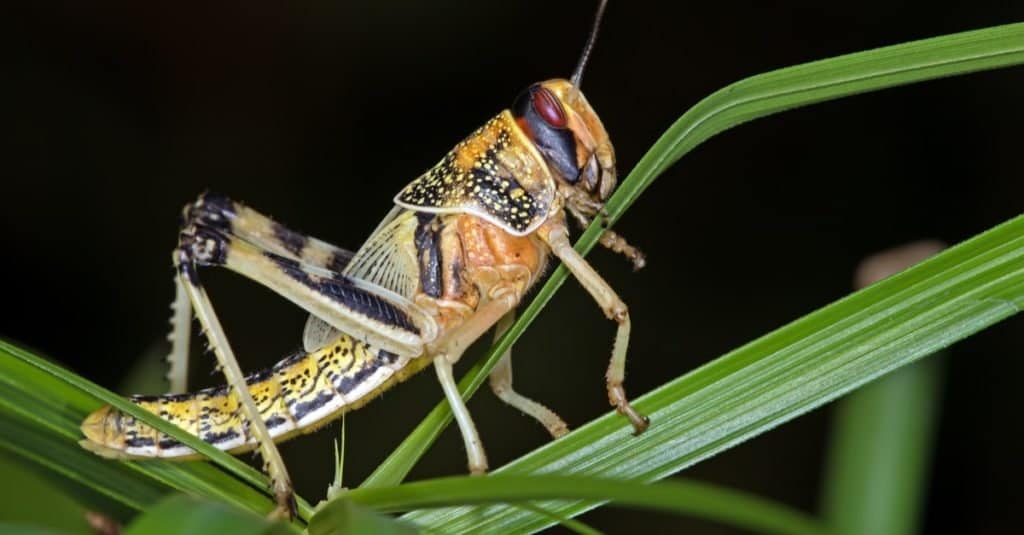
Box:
3 1 1023 532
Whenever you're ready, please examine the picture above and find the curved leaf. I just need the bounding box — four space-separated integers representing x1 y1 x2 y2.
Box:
122 495 296 535
321 475 827 535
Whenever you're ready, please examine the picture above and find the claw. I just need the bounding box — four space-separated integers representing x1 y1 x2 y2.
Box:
267 491 296 521
469 464 488 476
599 229 646 271
609 384 649 435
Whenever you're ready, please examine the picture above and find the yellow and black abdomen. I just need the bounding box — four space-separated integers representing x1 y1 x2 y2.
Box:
80 334 429 459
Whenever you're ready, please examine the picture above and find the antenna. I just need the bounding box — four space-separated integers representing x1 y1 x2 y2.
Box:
569 0 609 88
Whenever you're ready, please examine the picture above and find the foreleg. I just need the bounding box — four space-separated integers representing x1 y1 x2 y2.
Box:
566 202 646 271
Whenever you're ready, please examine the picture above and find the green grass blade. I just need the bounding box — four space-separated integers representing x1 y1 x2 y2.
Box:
820 355 947 534
123 495 297 535
0 452 94 535
397 214 1024 530
363 22 1024 489
0 342 313 522
512 504 601 535
0 525 71 535
307 500 419 535
610 22 1024 216
0 412 166 512
331 475 828 535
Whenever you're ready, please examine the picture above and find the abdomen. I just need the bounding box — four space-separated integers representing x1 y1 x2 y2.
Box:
80 334 430 459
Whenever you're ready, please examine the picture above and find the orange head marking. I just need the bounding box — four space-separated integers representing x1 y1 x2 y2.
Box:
510 79 617 214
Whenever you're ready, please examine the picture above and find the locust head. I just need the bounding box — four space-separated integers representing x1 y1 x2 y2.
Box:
511 79 616 223
503 0 644 269
509 0 617 225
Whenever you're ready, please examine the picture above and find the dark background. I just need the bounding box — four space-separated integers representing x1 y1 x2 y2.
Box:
3 1 1023 533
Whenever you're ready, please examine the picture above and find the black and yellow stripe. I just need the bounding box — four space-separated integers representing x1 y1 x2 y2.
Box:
80 333 430 459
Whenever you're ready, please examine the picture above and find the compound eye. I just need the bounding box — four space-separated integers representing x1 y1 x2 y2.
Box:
531 87 567 129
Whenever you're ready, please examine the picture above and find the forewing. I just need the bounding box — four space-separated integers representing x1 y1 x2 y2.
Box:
303 208 423 351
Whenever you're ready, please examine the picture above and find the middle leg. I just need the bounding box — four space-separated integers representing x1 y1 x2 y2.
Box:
488 311 569 438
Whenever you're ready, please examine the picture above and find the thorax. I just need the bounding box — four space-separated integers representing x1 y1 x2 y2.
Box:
410 210 549 329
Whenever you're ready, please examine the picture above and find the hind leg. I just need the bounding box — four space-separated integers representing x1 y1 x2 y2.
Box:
173 247 295 518
169 197 424 518
164 193 360 393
